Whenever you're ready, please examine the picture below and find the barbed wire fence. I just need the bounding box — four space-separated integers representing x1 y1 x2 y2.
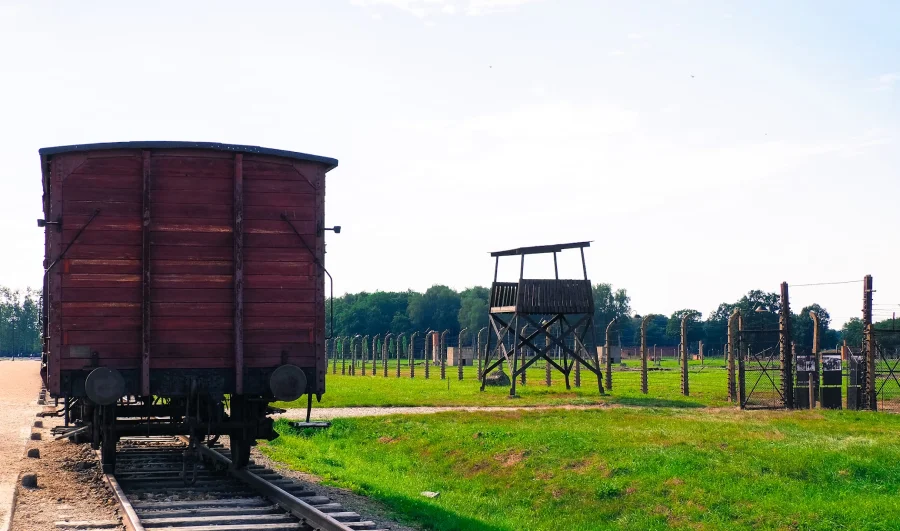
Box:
323 321 732 404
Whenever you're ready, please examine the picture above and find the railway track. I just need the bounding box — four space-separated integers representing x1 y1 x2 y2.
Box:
103 437 386 531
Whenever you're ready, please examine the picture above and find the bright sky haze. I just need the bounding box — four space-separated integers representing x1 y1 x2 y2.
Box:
0 0 898 328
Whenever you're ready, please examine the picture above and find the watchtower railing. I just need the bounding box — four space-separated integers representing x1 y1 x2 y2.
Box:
490 279 593 314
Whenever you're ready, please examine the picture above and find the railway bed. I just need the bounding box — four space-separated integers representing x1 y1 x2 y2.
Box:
107 437 386 531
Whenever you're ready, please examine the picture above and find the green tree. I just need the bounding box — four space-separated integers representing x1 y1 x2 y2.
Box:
407 285 462 335
791 304 831 352
592 283 630 333
0 286 42 356
666 309 703 346
841 318 863 347
629 314 672 347
328 290 415 337
458 286 489 333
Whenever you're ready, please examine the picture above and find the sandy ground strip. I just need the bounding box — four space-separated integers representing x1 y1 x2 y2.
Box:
0 360 42 531
11 422 122 531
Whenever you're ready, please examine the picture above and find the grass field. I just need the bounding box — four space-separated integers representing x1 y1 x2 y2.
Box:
278 359 733 409
262 408 900 531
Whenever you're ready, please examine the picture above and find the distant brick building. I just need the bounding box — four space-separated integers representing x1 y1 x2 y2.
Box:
445 346 475 366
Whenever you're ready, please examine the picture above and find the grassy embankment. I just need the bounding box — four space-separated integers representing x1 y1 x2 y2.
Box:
263 408 900 531
277 359 731 409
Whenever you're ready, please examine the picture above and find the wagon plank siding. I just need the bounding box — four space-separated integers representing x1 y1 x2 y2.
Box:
62 302 142 316
243 154 321 387
44 144 333 399
155 202 233 219
64 200 142 217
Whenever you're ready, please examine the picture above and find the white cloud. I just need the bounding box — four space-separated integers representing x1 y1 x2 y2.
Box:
627 32 643 40
608 49 625 57
350 0 544 18
661 104 680 114
466 0 542 15
873 72 900 92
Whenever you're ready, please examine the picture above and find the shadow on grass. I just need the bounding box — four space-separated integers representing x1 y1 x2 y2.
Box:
372 492 511 531
609 396 706 408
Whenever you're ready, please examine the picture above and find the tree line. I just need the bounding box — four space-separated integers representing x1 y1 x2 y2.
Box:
0 287 42 356
328 284 869 353
0 282 882 357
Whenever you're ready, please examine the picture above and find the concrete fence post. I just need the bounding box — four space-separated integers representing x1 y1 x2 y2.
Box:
383 333 392 378
350 335 359 376
372 334 380 377
326 338 333 374
680 314 696 397
727 310 740 403
640 315 651 394
605 318 618 391
440 330 449 380
575 339 581 388
545 322 552 387
396 333 405 378
519 326 528 385
477 327 487 379
409 331 418 378
361 336 369 376
424 330 433 379
458 328 468 380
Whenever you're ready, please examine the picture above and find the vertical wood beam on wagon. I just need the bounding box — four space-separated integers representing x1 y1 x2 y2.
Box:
234 154 245 394
48 156 66 394
141 151 152 396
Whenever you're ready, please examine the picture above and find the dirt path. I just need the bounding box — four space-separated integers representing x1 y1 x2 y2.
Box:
276 403 617 420
0 360 42 531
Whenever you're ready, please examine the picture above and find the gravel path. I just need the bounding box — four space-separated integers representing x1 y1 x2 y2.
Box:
0 360 42 531
276 404 614 420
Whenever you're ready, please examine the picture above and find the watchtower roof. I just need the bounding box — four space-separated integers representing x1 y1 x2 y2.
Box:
490 241 591 257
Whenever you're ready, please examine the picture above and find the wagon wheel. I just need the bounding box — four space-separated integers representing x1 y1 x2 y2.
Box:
230 434 251 468
229 396 252 468
99 405 118 474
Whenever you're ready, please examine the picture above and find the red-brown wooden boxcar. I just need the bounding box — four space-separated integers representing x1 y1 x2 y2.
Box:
38 141 337 470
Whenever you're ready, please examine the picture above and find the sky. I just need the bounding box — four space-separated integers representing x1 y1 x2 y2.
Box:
0 0 898 328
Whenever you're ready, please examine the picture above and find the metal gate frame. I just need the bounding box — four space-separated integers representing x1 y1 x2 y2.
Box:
737 329 784 409
737 282 793 409
873 329 900 412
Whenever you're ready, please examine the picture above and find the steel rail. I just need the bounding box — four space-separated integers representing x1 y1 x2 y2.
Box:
95 450 144 531
187 438 356 531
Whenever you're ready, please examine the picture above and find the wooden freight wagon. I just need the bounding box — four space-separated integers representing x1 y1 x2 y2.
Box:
38 141 338 470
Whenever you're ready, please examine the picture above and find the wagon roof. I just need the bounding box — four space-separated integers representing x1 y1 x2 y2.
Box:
38 141 338 171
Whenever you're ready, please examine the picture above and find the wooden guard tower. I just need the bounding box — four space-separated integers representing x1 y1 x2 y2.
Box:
480 242 604 396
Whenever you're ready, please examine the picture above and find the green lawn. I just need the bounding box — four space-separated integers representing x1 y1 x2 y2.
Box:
262 408 900 531
279 360 733 409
